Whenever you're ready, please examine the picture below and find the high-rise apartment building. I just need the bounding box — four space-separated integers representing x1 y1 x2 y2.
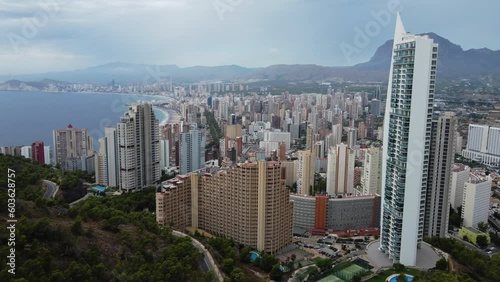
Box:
104 128 118 187
449 163 470 209
306 125 314 151
53 124 93 171
361 146 383 195
347 128 357 148
297 150 314 195
117 103 160 192
31 141 45 164
95 137 108 186
380 14 438 266
424 112 457 238
462 124 500 166
326 143 355 195
180 128 206 175
43 146 51 165
156 161 293 254
461 174 492 228
21 146 31 159
160 139 170 170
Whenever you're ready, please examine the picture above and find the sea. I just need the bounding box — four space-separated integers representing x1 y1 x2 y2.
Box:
0 90 170 148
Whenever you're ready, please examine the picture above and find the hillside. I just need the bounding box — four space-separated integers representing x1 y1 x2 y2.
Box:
0 154 214 282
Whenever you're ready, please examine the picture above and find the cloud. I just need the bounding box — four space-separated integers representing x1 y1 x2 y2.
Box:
0 0 499 75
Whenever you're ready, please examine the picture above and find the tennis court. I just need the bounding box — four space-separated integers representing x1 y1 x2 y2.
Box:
333 264 369 281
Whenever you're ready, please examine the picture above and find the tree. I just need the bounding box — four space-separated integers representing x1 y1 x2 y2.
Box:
71 216 83 235
397 273 407 282
269 264 282 281
315 258 333 271
477 222 488 233
239 246 251 263
352 274 362 282
393 263 405 272
476 235 488 248
259 253 279 272
435 258 448 271
230 267 245 282
222 258 235 274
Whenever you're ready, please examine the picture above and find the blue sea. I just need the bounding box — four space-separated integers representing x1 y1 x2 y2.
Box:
0 90 170 148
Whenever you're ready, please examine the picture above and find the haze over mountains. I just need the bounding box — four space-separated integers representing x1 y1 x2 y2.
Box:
1 33 500 88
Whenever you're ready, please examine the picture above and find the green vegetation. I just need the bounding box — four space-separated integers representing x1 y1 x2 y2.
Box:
313 173 327 195
205 236 281 281
435 258 448 271
425 236 500 282
0 154 214 282
205 110 222 148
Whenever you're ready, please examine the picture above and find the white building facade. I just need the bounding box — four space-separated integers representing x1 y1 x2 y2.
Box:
380 14 438 266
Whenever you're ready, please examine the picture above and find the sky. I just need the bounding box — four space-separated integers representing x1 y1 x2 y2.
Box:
0 0 499 75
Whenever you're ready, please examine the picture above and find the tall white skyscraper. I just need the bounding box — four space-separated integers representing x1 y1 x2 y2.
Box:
117 103 160 192
105 128 118 188
179 128 205 175
380 14 438 266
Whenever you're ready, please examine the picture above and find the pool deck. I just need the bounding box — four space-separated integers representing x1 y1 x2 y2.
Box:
364 240 440 270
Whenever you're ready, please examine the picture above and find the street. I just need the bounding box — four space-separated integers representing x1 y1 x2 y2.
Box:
42 180 58 198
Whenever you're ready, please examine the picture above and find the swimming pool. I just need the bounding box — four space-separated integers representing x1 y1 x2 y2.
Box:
387 274 413 282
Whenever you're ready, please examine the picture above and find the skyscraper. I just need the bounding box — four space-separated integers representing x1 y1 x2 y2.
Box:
117 103 160 192
424 112 457 238
95 137 108 186
297 150 314 195
326 143 355 195
347 127 357 148
180 128 206 175
380 14 438 266
306 124 314 151
31 141 45 164
361 145 383 195
105 128 118 188
53 124 93 170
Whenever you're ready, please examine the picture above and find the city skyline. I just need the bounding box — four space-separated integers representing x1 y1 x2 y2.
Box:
2 0 500 75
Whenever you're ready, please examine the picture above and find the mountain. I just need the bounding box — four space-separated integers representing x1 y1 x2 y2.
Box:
1 33 499 86
355 32 500 81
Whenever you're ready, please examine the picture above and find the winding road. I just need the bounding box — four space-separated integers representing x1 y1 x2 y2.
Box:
42 180 58 198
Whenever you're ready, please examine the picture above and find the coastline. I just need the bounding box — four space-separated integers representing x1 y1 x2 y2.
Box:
0 89 172 101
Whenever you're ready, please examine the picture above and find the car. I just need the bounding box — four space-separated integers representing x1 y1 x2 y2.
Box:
487 251 493 255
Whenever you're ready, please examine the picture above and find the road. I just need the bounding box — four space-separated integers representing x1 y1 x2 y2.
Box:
448 233 500 256
172 230 224 282
42 180 58 198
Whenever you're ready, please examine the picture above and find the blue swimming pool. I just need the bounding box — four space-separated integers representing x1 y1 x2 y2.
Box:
94 186 107 192
388 274 413 282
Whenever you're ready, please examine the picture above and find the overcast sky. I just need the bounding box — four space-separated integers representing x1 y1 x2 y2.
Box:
0 0 498 75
